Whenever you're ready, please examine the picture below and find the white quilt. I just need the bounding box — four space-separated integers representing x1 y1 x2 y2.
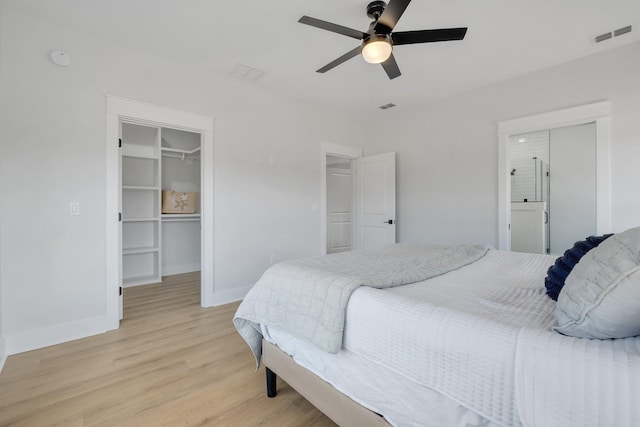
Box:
341 250 557 427
238 247 639 426
515 328 640 427
233 243 489 365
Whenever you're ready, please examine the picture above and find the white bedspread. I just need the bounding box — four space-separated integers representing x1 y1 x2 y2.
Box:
234 243 488 364
250 247 639 426
515 328 640 427
264 325 500 427
342 250 557 427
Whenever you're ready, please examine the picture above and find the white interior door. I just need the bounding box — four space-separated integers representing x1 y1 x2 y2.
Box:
353 152 396 250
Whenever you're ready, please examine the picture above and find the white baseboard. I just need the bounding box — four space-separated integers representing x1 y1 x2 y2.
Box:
0 337 6 373
5 315 110 355
209 284 253 307
162 263 200 277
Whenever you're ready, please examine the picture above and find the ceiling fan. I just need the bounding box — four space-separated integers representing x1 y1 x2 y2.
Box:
298 0 468 80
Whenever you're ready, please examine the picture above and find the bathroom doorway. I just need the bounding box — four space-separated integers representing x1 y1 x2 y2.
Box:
509 123 596 254
497 101 611 253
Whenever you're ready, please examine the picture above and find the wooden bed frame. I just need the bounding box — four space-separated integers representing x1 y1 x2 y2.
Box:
262 339 391 426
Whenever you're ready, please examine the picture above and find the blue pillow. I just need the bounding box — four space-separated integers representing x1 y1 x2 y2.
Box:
544 234 613 301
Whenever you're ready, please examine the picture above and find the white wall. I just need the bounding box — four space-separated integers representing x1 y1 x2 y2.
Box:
0 7 4 365
0 0 4 362
162 220 201 276
0 6 364 354
363 41 640 246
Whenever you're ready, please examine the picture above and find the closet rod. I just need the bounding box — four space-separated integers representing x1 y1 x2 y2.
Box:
161 147 201 155
162 152 201 161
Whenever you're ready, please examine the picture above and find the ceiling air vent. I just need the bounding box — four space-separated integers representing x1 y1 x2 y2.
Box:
594 32 612 43
593 24 633 44
379 103 396 110
614 25 632 37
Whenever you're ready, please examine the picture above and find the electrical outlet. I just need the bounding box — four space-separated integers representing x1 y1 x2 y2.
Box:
69 202 80 215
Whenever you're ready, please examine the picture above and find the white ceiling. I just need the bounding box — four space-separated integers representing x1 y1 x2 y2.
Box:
11 0 640 117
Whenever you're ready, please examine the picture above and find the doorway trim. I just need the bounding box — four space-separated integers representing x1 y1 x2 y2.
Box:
105 95 215 329
497 101 611 250
320 142 362 255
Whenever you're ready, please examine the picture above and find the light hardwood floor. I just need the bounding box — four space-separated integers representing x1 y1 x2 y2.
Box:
0 272 336 426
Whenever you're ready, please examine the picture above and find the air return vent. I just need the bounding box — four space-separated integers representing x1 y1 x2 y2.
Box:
593 25 633 44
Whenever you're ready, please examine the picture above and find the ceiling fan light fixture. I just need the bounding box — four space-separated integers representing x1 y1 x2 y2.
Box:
299 0 468 79
362 35 392 64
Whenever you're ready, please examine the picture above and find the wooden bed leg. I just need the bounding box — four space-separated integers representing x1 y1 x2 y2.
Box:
266 367 277 398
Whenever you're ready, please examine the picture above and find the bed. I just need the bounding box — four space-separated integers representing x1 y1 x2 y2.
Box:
234 230 640 427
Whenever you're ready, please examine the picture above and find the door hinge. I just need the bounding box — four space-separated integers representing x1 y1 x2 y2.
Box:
118 138 122 148
119 286 123 296
118 212 122 222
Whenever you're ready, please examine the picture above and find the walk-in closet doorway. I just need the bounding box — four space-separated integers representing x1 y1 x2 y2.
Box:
106 96 215 326
120 124 202 287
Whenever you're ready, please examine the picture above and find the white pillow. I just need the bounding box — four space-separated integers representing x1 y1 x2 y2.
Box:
554 226 640 339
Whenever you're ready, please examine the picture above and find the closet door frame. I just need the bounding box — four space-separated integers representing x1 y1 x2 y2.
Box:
106 95 215 329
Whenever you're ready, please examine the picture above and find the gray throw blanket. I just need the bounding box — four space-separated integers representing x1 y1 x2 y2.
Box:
233 243 489 365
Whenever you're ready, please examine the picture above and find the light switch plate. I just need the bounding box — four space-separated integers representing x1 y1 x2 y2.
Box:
69 202 80 215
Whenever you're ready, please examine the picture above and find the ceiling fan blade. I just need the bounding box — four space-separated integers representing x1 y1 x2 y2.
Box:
392 27 468 45
374 0 412 33
381 53 401 80
299 16 367 40
316 46 362 73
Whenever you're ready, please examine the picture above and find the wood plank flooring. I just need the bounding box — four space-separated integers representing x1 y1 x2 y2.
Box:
0 272 336 426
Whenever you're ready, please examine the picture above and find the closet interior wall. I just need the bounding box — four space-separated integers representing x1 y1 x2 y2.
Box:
161 127 201 277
